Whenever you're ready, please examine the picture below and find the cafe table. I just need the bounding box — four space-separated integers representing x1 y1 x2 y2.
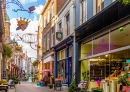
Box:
0 84 8 92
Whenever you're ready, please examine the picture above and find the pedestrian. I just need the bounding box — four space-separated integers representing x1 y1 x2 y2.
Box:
25 76 27 81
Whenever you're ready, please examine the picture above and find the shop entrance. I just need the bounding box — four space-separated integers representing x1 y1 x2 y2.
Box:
58 60 67 83
58 59 72 84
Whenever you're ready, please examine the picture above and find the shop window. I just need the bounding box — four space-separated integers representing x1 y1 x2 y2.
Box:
88 49 129 81
110 24 130 50
58 51 61 60
69 46 72 57
81 40 92 59
93 33 109 55
61 50 65 59
58 60 67 83
65 49 67 58
96 0 104 14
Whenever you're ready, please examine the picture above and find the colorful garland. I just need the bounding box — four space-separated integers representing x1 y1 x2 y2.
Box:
119 0 130 5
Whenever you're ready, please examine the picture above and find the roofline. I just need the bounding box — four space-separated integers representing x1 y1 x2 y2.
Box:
41 0 51 15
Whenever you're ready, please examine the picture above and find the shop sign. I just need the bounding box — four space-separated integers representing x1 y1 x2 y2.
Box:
56 32 63 41
86 39 116 56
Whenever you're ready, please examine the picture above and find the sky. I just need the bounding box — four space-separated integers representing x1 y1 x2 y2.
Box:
6 0 46 62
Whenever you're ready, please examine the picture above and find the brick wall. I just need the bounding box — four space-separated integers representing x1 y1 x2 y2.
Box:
57 0 66 12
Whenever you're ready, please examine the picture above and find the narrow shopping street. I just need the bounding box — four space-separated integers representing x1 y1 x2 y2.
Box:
8 81 68 92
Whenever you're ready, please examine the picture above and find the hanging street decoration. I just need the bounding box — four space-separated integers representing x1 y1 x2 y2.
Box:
16 17 30 31
119 0 130 5
6 0 36 14
15 45 22 51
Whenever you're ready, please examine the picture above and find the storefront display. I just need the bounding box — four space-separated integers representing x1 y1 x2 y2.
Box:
54 36 73 86
79 23 130 91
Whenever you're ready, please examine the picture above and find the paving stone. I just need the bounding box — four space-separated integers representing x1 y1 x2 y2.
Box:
8 81 68 92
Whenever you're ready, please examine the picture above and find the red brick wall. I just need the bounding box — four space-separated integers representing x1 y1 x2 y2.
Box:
57 0 66 12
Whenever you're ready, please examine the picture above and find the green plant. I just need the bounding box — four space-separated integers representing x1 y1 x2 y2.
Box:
33 60 37 68
51 76 55 80
118 71 130 87
91 87 103 92
68 73 78 92
23 72 27 76
6 69 9 71
4 44 12 59
11 76 20 84
34 76 38 80
119 0 130 5
0 79 6 84
82 70 89 81
48 83 53 88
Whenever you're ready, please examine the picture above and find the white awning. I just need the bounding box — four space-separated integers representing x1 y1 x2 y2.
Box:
44 56 54 63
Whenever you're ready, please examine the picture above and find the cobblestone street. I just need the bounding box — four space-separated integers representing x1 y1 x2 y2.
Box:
8 81 68 92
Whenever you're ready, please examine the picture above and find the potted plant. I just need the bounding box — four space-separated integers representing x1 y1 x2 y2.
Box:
0 79 6 85
11 76 20 84
51 75 55 84
68 73 78 92
91 87 103 92
118 71 130 91
48 83 53 88
34 76 38 82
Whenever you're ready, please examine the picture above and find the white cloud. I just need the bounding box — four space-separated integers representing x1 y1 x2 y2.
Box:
34 15 37 21
19 0 37 4
34 5 44 15
10 18 39 61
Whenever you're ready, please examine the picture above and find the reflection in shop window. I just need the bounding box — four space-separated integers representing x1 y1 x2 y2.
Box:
81 40 92 58
93 33 109 55
110 24 130 50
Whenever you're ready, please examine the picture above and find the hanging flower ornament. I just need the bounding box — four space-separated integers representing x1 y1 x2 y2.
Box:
16 17 30 31
119 0 130 5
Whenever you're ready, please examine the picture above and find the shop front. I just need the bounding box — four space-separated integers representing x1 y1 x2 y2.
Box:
78 22 130 91
43 55 54 76
75 1 130 91
54 36 73 86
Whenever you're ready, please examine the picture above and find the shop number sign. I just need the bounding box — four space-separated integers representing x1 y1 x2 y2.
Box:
56 32 63 41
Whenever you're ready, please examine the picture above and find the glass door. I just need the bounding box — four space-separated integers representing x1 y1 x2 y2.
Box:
70 59 72 83
58 60 67 83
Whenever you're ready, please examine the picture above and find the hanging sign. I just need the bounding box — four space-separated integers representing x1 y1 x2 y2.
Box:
16 17 30 31
56 32 63 41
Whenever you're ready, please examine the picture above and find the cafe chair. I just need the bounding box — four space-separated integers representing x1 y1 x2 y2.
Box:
8 80 15 88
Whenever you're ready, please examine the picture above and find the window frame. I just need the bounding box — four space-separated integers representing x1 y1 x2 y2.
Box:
66 13 70 36
51 2 54 17
47 32 50 50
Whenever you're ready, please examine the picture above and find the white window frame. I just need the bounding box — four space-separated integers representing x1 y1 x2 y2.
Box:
44 36 46 52
47 8 50 23
66 14 70 36
80 0 87 25
51 28 54 47
51 2 54 17
47 32 50 50
44 15 46 28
